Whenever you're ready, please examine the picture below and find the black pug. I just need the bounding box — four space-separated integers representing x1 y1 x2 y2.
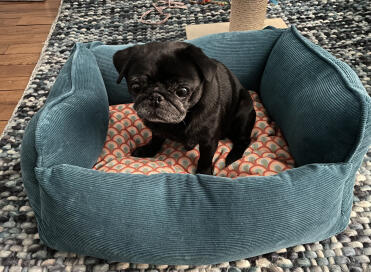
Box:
113 42 256 175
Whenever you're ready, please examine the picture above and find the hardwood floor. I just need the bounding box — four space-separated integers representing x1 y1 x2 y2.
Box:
0 0 60 134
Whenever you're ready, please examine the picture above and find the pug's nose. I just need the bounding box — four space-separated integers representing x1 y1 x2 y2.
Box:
151 93 163 106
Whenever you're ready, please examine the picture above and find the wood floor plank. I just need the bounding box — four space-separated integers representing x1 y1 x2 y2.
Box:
0 90 24 104
0 18 19 26
0 11 56 19
0 54 39 65
0 65 34 77
0 121 8 133
17 15 55 25
0 25 51 35
6 43 43 54
0 12 18 19
0 1 60 13
0 77 30 90
0 104 18 121
0 33 48 45
0 90 24 121
0 0 45 2
0 45 7 54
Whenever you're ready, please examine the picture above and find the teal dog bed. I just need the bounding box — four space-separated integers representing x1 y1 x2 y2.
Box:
21 26 371 265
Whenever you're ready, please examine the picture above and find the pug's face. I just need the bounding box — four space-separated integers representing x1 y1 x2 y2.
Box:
113 42 216 124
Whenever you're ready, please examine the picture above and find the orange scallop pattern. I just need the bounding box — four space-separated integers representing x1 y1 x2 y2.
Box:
93 91 295 177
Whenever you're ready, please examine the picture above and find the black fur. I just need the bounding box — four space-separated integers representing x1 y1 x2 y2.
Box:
113 42 256 175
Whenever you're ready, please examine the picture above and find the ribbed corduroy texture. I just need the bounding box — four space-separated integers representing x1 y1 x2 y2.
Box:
260 27 366 167
21 27 371 265
35 43 109 169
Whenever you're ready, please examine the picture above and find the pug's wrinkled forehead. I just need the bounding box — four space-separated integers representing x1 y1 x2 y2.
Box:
113 41 217 85
129 44 202 84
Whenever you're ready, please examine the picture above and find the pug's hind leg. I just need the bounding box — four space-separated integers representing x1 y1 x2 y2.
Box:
132 135 165 158
225 91 256 166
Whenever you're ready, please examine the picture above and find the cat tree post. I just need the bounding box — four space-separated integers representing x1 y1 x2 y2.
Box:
186 0 286 40
229 0 268 31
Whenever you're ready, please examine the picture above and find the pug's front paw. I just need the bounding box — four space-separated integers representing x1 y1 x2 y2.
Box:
196 165 213 175
132 145 158 158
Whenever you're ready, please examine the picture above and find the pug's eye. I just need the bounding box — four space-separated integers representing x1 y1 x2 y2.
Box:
130 83 140 91
176 87 189 97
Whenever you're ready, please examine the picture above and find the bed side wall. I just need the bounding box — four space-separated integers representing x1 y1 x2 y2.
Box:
260 26 369 167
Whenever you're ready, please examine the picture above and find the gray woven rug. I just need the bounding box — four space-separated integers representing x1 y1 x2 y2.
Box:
0 0 370 271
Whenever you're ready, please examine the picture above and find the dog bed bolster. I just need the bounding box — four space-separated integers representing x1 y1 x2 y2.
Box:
20 26 371 265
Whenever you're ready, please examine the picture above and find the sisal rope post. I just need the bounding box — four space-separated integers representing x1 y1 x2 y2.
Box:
229 0 268 31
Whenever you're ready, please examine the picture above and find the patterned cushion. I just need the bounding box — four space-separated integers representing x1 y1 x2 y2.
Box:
93 92 294 177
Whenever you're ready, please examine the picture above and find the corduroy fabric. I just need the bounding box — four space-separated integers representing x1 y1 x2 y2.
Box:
34 43 109 169
34 163 351 265
260 27 367 167
20 27 371 265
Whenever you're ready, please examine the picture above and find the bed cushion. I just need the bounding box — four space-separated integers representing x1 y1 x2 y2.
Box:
93 91 294 177
20 26 371 265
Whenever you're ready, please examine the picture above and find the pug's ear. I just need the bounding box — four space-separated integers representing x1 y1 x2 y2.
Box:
113 47 134 84
183 44 217 82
